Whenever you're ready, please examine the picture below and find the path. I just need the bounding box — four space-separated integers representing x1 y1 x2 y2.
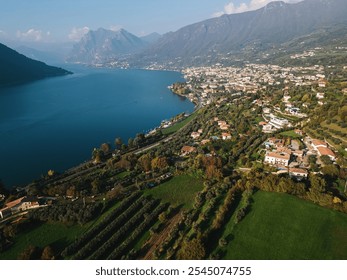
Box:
142 212 181 260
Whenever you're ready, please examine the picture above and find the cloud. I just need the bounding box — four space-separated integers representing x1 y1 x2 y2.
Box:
68 26 90 41
213 0 302 17
16 28 49 41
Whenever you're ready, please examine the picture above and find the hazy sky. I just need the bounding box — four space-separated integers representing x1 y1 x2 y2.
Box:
0 0 302 43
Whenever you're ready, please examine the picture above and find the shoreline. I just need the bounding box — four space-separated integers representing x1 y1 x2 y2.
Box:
2 69 195 190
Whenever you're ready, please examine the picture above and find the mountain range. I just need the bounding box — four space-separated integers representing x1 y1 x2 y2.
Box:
67 28 160 64
135 0 347 67
0 43 71 87
67 0 347 67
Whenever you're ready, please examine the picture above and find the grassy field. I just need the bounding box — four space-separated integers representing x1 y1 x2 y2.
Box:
0 222 86 260
222 191 347 260
280 130 302 139
162 113 197 135
115 171 131 179
144 174 203 209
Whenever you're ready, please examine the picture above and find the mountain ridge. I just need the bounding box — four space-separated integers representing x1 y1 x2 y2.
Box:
132 0 347 67
0 42 71 87
67 28 149 64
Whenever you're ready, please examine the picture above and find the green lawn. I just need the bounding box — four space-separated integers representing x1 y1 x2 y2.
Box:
222 191 347 260
115 171 131 179
144 175 203 209
162 113 197 135
0 222 86 260
280 130 302 139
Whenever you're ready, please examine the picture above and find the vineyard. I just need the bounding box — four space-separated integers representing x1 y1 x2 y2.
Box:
61 192 167 260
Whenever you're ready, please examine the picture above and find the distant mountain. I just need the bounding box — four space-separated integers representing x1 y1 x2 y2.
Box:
15 45 65 65
0 42 71 87
134 0 347 67
67 28 148 64
140 32 162 44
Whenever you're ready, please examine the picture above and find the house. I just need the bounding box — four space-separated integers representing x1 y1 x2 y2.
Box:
311 139 327 150
289 168 308 179
294 129 304 136
220 124 230 130
181 146 197 156
201 139 211 145
222 133 232 140
267 138 286 149
318 80 326 88
316 92 325 99
317 146 336 161
264 151 291 167
269 116 290 129
0 196 40 219
218 121 227 126
191 132 200 139
262 124 273 133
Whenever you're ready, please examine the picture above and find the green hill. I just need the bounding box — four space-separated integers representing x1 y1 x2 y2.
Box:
222 191 347 259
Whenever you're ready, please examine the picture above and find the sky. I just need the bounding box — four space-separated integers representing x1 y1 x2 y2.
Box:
0 0 302 44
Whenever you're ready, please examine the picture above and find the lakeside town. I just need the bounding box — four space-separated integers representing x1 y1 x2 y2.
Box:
1 57 347 260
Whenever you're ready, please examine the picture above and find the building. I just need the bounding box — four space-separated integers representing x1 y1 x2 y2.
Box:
264 151 291 166
311 139 327 150
317 146 336 161
222 133 232 140
0 196 40 219
181 146 197 156
289 168 308 179
191 132 200 139
269 116 290 129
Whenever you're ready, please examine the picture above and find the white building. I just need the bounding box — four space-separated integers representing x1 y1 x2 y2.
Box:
269 116 290 129
264 151 291 166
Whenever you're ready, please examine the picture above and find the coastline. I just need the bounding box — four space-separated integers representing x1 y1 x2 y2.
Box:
1 68 194 189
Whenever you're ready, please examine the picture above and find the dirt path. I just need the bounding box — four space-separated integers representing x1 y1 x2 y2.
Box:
142 212 181 260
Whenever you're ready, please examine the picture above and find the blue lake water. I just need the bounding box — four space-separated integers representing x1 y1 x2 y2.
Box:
0 66 194 187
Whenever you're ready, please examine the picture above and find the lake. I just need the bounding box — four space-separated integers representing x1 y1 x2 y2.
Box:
0 66 194 188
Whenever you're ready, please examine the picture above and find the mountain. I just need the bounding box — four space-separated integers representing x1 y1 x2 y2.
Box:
15 45 66 65
0 42 71 87
140 32 162 44
67 28 148 64
134 0 347 67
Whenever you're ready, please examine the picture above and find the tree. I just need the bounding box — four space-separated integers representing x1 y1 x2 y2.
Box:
177 237 206 260
128 138 134 148
138 154 152 172
321 164 339 179
18 245 41 260
115 137 123 150
320 155 332 165
100 143 111 155
41 246 55 260
92 148 103 163
151 157 168 171
309 174 326 193
91 179 102 195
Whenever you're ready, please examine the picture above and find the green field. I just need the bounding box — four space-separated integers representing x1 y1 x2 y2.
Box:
280 130 302 139
144 175 203 209
0 222 86 260
162 113 197 135
222 191 347 259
